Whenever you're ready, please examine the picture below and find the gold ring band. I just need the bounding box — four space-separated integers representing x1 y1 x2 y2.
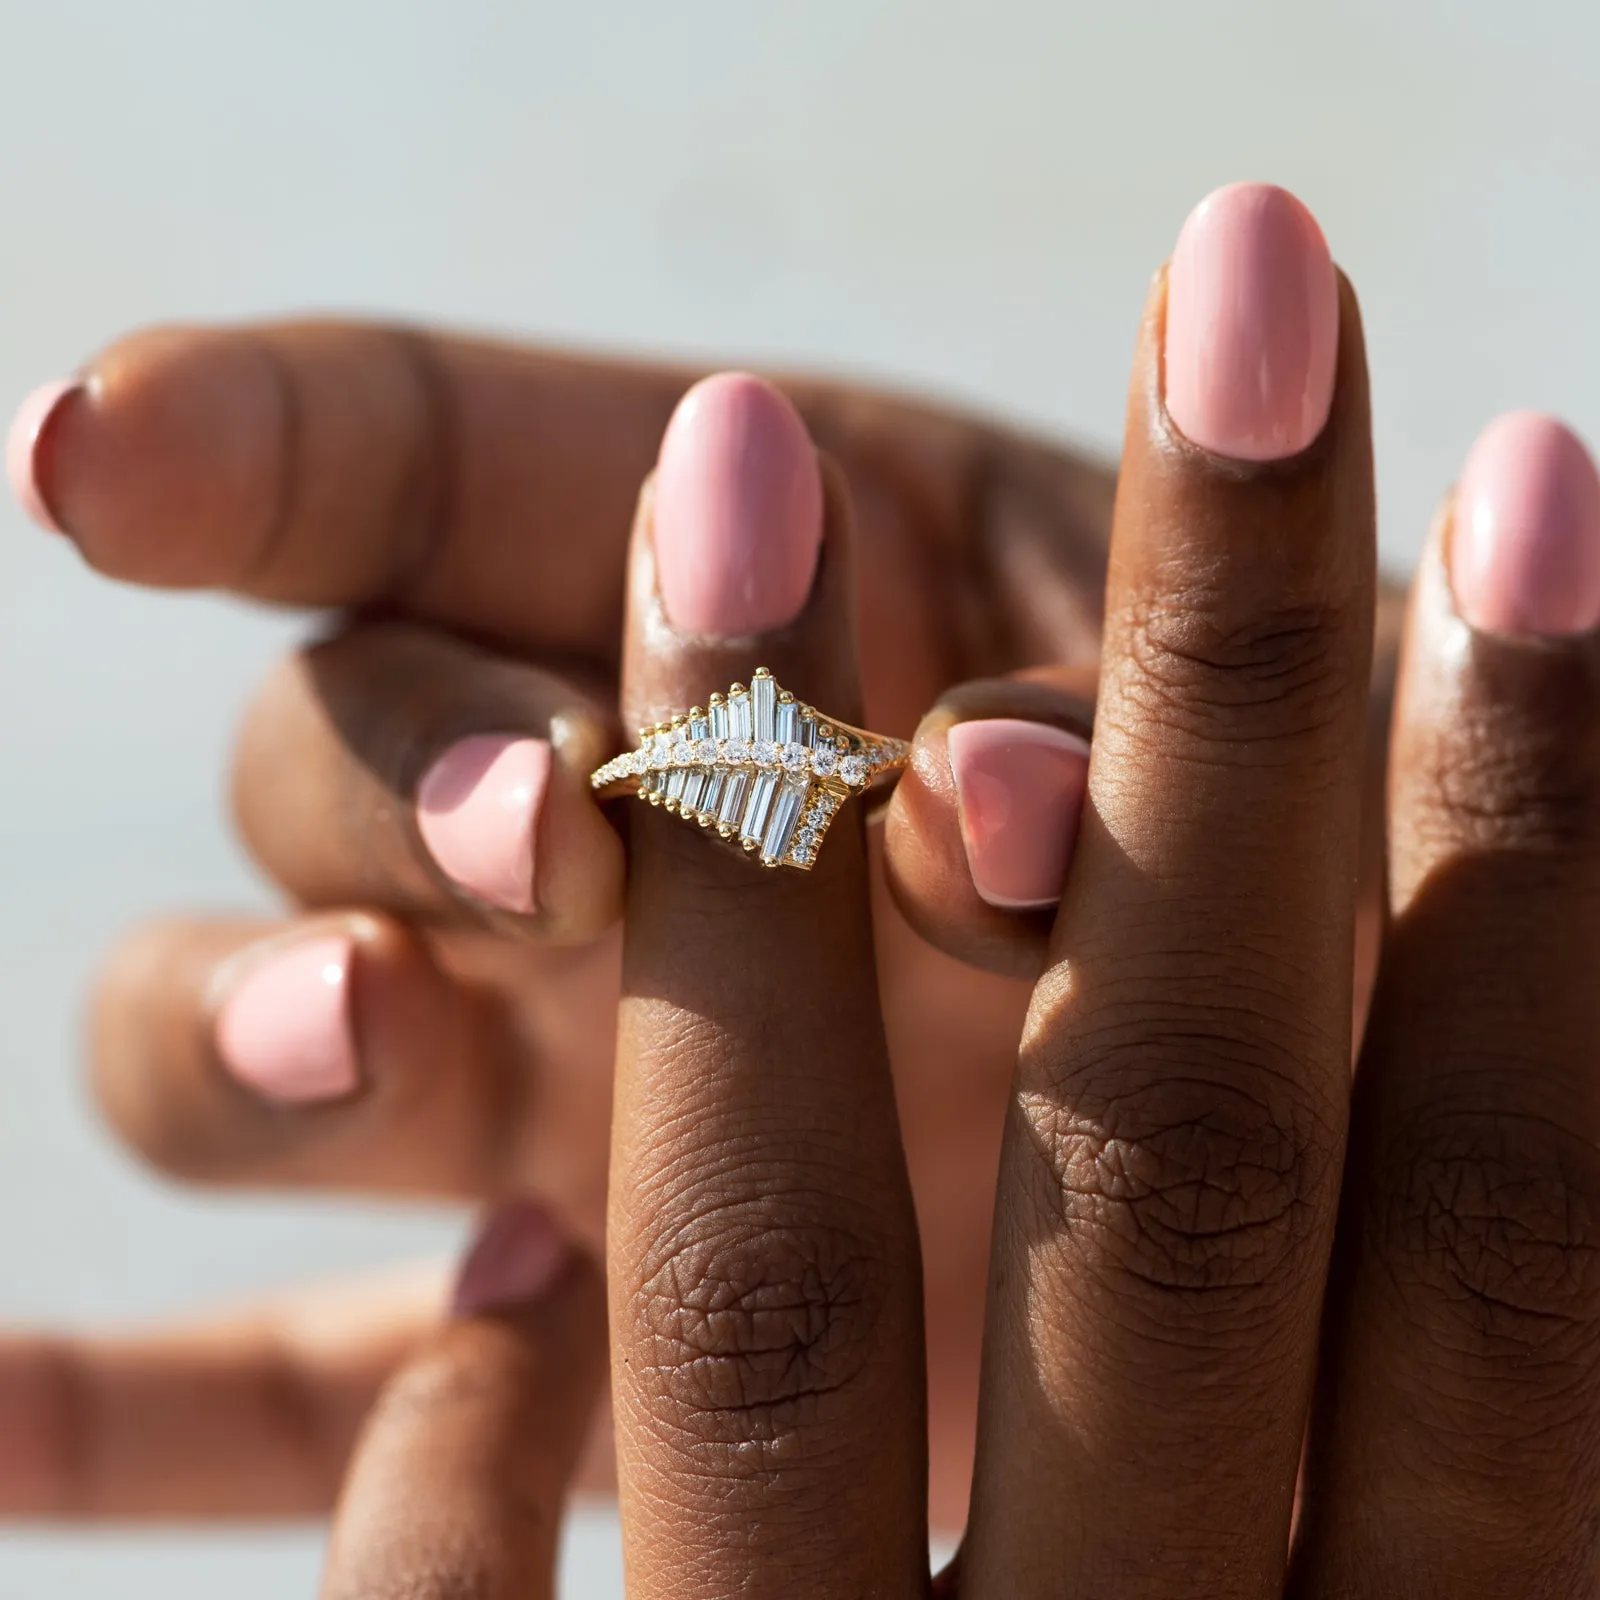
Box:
590 667 910 871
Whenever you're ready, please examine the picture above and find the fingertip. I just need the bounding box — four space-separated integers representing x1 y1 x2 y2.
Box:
885 676 1095 980
30 327 287 586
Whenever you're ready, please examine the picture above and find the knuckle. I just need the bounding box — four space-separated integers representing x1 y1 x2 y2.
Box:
626 1203 887 1460
1117 589 1355 746
1020 1020 1333 1301
1421 724 1600 858
1371 1105 1600 1355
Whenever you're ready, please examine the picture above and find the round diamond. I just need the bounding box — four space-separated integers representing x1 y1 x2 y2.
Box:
810 745 839 778
671 738 692 766
795 825 820 854
649 737 669 770
840 755 869 787
780 742 809 773
722 737 749 764
752 739 779 767
694 738 718 763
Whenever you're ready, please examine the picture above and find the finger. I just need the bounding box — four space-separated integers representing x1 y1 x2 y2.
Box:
608 375 926 1596
883 667 1096 978
0 1264 443 1518
231 622 623 942
92 912 532 1201
884 630 1393 1010
965 184 1375 1596
1292 416 1600 1597
5 323 1113 671
322 1204 605 1600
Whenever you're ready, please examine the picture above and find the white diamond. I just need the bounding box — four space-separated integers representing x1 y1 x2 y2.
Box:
694 738 718 763
776 698 800 744
741 769 780 843
840 755 869 786
762 777 808 861
722 737 750 764
752 739 779 767
752 673 777 740
627 749 646 777
717 769 751 825
649 737 669 770
729 692 753 740
780 743 808 773
671 738 692 767
796 825 820 854
791 843 813 866
810 745 839 777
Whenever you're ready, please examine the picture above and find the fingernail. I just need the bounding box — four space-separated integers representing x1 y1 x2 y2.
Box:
215 936 360 1105
452 1199 570 1315
947 719 1091 910
6 381 81 534
417 735 551 915
653 371 823 637
1449 411 1600 638
1164 182 1339 462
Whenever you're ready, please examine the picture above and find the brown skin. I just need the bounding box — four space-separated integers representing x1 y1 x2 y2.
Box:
312 277 1600 1599
5 325 1395 1528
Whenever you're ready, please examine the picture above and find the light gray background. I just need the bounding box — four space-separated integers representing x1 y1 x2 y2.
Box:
0 0 1593 1592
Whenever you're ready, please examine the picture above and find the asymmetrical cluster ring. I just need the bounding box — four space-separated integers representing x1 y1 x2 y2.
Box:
590 668 910 871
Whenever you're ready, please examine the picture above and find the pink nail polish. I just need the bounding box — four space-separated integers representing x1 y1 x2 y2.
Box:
6 381 80 534
947 719 1091 911
452 1199 570 1315
416 735 550 915
653 372 822 638
1450 411 1600 638
215 936 360 1105
1164 183 1339 463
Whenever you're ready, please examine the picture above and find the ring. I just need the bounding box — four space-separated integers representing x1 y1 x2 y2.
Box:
590 667 910 871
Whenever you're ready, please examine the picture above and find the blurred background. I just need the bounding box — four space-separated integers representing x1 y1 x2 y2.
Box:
1 0 1595 1591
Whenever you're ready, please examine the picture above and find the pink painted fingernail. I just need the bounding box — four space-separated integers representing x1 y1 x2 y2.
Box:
653 372 822 638
417 735 551 915
215 936 360 1105
1449 411 1600 638
453 1199 571 1315
947 719 1091 911
6 381 81 534
1164 183 1339 462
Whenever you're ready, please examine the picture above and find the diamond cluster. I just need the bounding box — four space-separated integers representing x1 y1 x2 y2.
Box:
589 668 908 869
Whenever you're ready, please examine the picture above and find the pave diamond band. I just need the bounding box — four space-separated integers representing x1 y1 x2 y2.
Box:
589 667 910 871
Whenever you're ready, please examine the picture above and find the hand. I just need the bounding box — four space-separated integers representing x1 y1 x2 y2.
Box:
1 191 1395 1528
314 186 1600 1599
0 317 1116 1526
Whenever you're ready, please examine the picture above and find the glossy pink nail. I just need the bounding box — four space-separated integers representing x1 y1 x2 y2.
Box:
1449 411 1600 638
215 936 360 1105
947 719 1091 911
1164 182 1339 462
417 735 550 915
6 381 80 534
453 1199 570 1315
653 372 822 638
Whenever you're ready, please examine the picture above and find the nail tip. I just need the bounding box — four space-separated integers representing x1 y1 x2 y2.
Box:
214 934 360 1106
1452 409 1600 637
417 735 548 916
6 380 80 535
1165 182 1338 463
654 370 822 637
452 1199 571 1316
